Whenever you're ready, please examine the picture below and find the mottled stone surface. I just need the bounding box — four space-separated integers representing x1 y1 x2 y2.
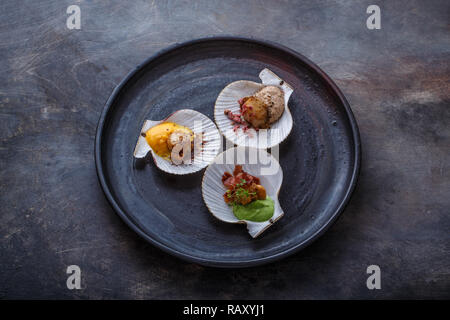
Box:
0 0 448 299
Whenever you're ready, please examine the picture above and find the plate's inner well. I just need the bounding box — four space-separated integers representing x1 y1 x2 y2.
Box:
98 39 358 265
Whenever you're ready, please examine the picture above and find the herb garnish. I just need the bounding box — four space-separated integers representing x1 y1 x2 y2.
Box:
226 179 258 205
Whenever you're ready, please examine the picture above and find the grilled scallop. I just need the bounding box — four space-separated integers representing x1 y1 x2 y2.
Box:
133 109 221 175
214 68 294 149
240 86 285 129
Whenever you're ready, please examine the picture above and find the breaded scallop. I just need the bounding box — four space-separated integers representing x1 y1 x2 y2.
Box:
254 85 285 125
240 85 285 129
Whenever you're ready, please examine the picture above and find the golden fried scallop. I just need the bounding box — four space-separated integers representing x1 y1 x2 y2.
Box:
241 96 269 129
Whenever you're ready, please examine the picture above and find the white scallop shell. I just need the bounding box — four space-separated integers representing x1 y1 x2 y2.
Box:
214 68 294 149
202 146 284 238
134 109 222 175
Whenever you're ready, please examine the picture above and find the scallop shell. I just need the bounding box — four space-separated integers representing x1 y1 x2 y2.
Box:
214 68 294 149
134 109 222 175
202 146 284 238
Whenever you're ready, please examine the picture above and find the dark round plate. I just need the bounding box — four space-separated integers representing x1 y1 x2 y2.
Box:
95 37 361 267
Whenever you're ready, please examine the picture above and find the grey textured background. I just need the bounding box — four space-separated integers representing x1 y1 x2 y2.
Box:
0 0 449 299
